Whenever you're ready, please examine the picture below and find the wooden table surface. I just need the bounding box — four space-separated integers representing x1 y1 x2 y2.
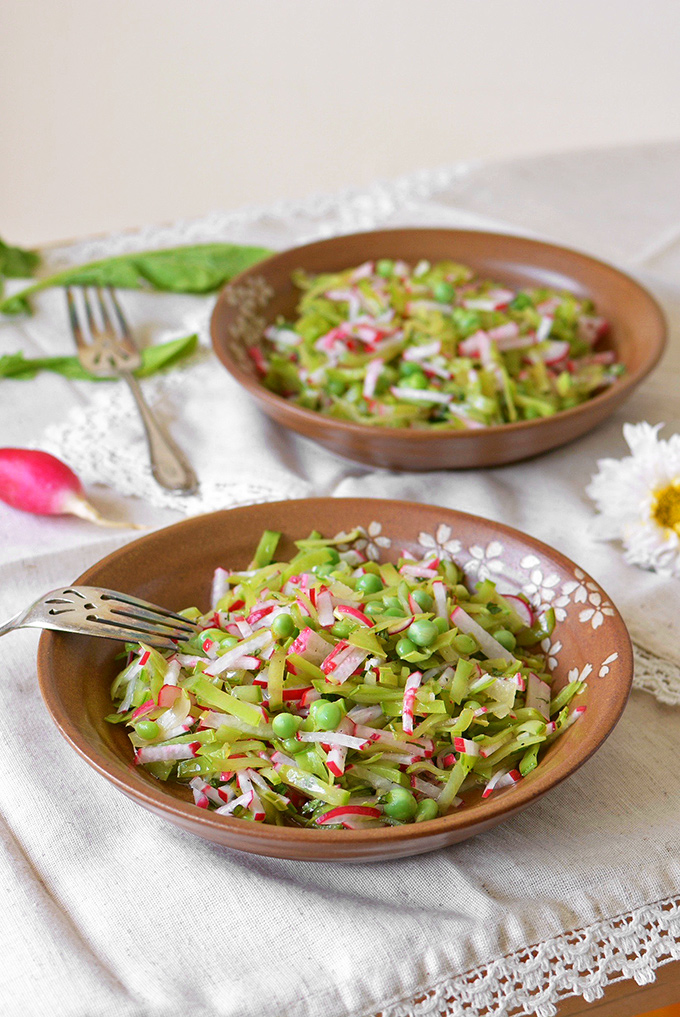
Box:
553 959 680 1016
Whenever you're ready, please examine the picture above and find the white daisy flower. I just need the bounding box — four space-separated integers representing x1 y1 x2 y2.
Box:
586 423 680 577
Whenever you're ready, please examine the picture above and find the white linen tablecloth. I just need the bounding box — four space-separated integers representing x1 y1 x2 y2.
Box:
2 141 680 1017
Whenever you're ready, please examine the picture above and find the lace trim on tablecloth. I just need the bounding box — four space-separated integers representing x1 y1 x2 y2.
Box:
40 351 313 515
632 642 680 706
374 896 680 1017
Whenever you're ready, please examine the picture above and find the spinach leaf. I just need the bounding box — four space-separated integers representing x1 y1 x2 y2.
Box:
0 333 199 381
0 242 273 315
0 237 40 299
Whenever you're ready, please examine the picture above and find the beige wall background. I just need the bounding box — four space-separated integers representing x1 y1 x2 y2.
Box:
2 0 680 247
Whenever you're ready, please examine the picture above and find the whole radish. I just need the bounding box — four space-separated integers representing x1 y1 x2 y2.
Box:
0 448 135 527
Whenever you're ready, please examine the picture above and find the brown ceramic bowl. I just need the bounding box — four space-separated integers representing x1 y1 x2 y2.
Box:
37 498 632 862
210 228 666 470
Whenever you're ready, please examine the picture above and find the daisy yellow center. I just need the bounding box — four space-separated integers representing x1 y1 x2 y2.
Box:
653 482 680 534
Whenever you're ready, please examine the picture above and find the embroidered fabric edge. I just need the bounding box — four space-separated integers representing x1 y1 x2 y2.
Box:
372 895 680 1017
632 642 680 706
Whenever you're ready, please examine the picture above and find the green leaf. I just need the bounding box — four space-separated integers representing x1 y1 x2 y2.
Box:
0 242 273 316
0 237 40 280
0 292 32 315
0 333 199 381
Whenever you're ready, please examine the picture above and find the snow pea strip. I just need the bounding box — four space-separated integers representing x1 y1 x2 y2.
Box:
108 525 587 828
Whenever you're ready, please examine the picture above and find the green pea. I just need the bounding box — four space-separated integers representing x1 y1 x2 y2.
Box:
311 700 342 731
331 621 352 638
282 737 306 754
433 280 455 303
312 563 335 579
433 616 448 634
407 619 439 647
399 360 424 377
135 719 159 740
412 589 433 612
403 371 428 390
396 637 416 658
219 635 239 650
364 601 385 617
272 712 301 738
494 628 517 651
383 596 402 610
383 787 418 821
356 573 384 594
376 259 394 278
453 633 478 655
383 607 405 618
415 798 440 823
326 378 347 397
271 613 295 639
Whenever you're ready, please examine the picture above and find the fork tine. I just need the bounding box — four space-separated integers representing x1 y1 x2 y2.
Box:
107 286 133 339
107 606 196 638
73 620 180 650
87 612 191 642
7 586 199 647
98 590 197 629
66 287 88 349
81 287 99 338
94 288 139 369
95 286 115 334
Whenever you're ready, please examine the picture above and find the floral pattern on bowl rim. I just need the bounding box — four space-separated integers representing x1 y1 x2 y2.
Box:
342 519 623 696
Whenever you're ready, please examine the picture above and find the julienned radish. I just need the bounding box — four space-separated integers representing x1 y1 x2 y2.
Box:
0 448 135 527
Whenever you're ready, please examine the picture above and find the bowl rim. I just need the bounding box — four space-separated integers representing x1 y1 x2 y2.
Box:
37 497 634 848
210 227 667 444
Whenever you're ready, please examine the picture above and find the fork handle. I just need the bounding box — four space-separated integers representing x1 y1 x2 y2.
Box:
0 611 24 639
122 372 198 494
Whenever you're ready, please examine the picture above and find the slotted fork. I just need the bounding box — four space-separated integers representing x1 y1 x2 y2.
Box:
66 286 198 494
0 586 198 649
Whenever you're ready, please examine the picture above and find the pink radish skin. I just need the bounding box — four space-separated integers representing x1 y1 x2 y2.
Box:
316 805 381 826
157 684 183 709
503 595 535 627
288 626 335 666
0 448 136 527
334 604 373 628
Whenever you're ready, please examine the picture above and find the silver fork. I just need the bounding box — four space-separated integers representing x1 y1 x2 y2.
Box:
0 586 198 649
66 286 198 494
